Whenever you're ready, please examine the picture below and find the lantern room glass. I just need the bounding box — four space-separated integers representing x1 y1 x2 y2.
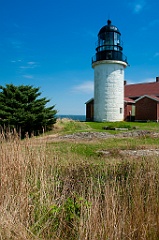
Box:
97 31 122 52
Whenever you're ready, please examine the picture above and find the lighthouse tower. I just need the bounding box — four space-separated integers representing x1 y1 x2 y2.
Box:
92 20 128 122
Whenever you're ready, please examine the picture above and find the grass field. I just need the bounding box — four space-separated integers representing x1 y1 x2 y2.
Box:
53 118 159 133
1 120 159 239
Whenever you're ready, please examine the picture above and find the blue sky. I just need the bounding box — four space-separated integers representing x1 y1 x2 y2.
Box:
0 0 159 115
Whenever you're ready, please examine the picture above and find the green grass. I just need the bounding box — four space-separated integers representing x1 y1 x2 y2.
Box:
48 135 159 159
52 119 159 136
85 121 133 131
53 118 91 134
45 119 159 168
85 121 159 132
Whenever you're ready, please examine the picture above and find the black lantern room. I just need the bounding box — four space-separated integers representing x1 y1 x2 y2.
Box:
92 20 127 63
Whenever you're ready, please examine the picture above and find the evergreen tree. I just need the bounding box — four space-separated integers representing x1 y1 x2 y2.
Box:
0 84 57 137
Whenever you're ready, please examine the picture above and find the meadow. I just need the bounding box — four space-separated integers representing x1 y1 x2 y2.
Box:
1 119 159 239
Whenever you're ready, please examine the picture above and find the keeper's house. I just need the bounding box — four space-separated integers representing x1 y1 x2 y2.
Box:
86 77 159 122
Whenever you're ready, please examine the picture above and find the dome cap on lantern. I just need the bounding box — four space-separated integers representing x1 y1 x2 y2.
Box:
98 20 121 35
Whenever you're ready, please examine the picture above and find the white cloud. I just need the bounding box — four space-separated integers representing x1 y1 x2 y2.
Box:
20 61 38 69
126 77 156 84
143 78 156 82
129 0 146 14
27 61 36 65
22 75 34 79
20 66 31 69
11 59 22 63
154 52 159 57
134 4 143 13
137 78 155 83
72 81 94 94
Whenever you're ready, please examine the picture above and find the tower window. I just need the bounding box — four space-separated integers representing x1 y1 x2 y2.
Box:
120 69 123 74
120 108 122 114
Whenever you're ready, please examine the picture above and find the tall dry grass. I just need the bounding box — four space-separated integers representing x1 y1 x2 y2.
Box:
0 133 159 239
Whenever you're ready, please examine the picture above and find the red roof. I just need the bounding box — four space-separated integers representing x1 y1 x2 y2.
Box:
124 97 135 103
135 95 159 102
125 82 159 98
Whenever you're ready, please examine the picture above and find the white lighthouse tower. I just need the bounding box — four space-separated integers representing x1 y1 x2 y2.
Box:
92 20 128 122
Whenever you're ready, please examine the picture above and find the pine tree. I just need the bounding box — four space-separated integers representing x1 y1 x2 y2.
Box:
0 84 57 137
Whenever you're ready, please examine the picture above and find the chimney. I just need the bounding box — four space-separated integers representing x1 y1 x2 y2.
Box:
156 77 159 82
124 80 127 85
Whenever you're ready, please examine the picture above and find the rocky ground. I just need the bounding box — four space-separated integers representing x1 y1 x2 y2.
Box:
37 130 159 157
57 130 159 140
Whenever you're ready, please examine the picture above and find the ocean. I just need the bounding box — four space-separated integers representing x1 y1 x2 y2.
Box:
56 115 86 121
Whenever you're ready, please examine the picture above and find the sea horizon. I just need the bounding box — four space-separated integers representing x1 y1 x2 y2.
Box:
56 114 86 121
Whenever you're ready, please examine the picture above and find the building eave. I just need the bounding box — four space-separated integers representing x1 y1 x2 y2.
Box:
135 95 159 103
